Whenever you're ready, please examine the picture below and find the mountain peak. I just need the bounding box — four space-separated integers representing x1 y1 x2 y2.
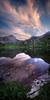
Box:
0 35 21 44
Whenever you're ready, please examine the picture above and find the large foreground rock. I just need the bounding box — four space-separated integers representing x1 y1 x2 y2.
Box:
0 53 49 84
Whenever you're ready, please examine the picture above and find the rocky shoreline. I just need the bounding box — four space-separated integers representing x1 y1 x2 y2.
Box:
27 73 50 98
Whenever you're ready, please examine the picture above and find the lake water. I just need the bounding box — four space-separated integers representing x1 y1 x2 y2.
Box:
0 48 50 64
0 53 50 84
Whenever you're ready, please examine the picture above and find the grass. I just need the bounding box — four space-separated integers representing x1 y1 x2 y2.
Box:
0 81 50 100
0 81 31 100
0 43 50 100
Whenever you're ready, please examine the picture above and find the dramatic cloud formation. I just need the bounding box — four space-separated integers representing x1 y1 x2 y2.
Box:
0 0 50 40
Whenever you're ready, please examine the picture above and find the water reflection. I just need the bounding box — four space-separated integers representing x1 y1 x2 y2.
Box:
0 49 50 63
26 58 49 72
0 53 49 83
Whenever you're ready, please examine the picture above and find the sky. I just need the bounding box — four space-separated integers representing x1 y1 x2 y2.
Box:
0 0 50 40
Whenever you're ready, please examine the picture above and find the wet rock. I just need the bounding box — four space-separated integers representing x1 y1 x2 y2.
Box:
27 73 50 99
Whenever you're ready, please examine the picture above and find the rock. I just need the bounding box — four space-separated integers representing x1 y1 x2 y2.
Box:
27 73 50 99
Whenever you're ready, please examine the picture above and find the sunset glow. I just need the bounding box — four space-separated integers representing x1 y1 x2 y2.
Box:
0 0 50 40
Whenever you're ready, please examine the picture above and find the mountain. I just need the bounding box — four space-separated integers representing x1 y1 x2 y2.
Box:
41 31 50 38
30 31 50 40
0 32 50 44
23 31 50 62
0 35 22 44
35 31 50 45
24 31 50 44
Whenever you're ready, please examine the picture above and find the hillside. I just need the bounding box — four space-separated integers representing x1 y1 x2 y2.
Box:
25 31 50 50
0 35 21 44
23 32 50 62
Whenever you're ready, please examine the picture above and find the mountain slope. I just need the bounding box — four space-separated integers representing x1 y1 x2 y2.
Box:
25 31 50 46
0 35 21 44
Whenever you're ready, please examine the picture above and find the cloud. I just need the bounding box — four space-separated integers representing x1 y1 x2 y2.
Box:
27 0 47 31
0 0 49 40
47 0 50 15
12 27 31 40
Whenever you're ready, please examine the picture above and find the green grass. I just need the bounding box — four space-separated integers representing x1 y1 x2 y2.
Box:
0 81 31 100
0 81 50 100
